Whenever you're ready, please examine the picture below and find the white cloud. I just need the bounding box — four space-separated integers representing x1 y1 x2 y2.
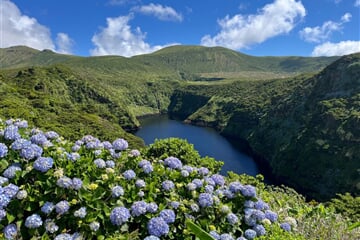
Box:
132 3 183 22
355 0 360 7
0 0 55 50
200 0 306 50
300 13 351 43
108 0 139 6
90 15 176 57
0 0 74 53
56 33 74 54
311 41 360 56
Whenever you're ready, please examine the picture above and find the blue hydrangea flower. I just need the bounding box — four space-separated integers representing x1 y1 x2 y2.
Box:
244 200 255 208
20 144 43 160
45 131 59 139
181 170 189 177
14 119 28 128
170 201 180 209
67 152 80 161
131 201 148 217
162 180 175 191
192 179 203 188
280 222 291 232
146 202 158 213
111 185 124 198
198 193 213 208
94 149 102 156
4 125 20 140
182 165 195 173
211 174 225 186
123 169 136 180
164 156 183 169
0 143 8 158
57 176 73 189
135 179 146 188
147 217 169 237
142 163 153 174
2 183 19 198
187 183 197 191
223 189 235 199
4 223 17 239
229 181 243 193
106 160 115 168
209 231 220 240
0 176 9 186
94 158 106 168
30 133 48 146
0 194 11 209
72 178 83 190
25 214 43 229
139 159 151 167
253 224 266 236
254 200 269 210
220 233 234 240
11 138 31 150
110 207 130 226
55 200 70 215
45 219 59 233
129 149 141 157
144 236 160 240
205 185 214 193
190 203 199 212
241 185 257 198
3 165 21 179
0 209 6 220
220 205 231 214
227 213 239 225
41 202 55 214
74 207 87 218
138 190 145 197
71 144 81 152
89 221 100 231
236 237 247 240
112 138 128 150
54 233 72 240
33 157 53 172
252 210 266 221
265 210 278 222
160 209 176 223
102 141 112 149
198 167 209 176
244 229 257 239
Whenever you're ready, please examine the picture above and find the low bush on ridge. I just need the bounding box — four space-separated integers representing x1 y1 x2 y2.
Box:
0 118 358 239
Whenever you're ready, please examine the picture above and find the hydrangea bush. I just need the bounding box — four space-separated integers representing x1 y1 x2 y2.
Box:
0 118 295 239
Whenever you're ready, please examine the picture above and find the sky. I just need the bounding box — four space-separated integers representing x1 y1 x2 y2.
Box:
0 0 359 57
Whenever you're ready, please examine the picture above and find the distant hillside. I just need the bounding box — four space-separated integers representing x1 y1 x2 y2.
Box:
169 53 360 200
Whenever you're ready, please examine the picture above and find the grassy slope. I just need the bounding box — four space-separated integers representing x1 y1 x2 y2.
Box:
169 53 360 200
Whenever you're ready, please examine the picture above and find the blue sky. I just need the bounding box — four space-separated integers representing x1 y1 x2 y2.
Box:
1 0 359 57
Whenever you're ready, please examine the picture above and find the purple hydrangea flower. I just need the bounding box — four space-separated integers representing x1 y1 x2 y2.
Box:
131 201 148 217
244 229 257 239
25 214 43 229
129 149 141 157
0 143 8 158
55 200 70 215
67 152 80 161
146 202 158 213
164 156 183 169
94 158 106 168
147 217 169 237
110 207 130 226
198 193 213 208
4 224 17 239
198 167 209 176
3 165 21 179
45 131 59 139
41 202 55 214
106 160 115 168
112 138 128 151
229 181 243 193
162 180 175 191
227 213 239 225
71 144 81 152
112 186 124 198
123 169 136 180
72 178 83 190
160 209 176 223
33 157 53 172
280 222 291 232
102 141 112 149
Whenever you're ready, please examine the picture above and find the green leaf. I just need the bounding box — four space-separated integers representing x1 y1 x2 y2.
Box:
7 213 16 223
185 219 215 240
348 221 360 231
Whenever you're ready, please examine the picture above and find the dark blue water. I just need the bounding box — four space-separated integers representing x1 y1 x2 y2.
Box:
135 115 259 176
